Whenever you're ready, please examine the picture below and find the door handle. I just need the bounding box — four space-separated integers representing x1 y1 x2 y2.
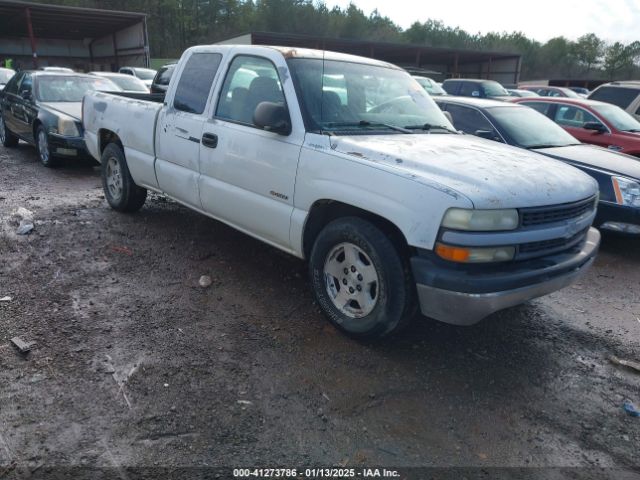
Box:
202 132 218 148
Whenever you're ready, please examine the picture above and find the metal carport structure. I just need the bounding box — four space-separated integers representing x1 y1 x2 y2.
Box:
217 32 522 86
0 0 149 72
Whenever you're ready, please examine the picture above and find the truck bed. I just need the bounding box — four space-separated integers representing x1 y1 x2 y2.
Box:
82 90 164 189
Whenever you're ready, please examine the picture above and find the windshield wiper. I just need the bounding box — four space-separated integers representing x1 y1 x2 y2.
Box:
404 123 457 133
622 129 640 133
527 144 566 149
325 120 412 134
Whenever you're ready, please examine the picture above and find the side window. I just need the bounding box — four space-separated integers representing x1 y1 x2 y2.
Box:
4 72 22 95
589 86 639 109
523 102 552 116
554 106 600 127
173 52 222 114
446 104 495 135
19 73 33 95
216 55 286 126
156 65 174 86
460 82 480 97
442 81 459 95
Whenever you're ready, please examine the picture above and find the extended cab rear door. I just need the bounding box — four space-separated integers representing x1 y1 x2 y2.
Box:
154 50 223 208
198 48 305 251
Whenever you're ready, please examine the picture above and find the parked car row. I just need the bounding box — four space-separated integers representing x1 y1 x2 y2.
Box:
434 96 640 235
0 71 122 166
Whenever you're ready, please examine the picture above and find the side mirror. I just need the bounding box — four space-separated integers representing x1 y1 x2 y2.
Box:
20 89 31 100
471 90 480 97
253 101 291 136
475 129 500 141
583 121 606 133
442 111 453 124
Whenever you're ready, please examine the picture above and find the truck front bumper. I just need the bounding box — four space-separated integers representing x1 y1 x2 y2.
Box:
411 227 600 326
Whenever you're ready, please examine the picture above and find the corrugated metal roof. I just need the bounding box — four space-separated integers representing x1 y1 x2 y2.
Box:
0 0 145 40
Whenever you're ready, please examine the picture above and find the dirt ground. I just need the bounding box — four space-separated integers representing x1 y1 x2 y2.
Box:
0 143 639 479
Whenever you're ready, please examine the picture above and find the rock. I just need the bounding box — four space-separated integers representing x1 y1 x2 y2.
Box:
199 275 212 288
16 220 34 235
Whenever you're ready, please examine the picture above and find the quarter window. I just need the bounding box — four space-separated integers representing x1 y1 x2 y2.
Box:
216 55 286 126
173 52 222 114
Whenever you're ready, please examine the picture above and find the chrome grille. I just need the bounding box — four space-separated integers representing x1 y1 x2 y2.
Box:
521 196 596 227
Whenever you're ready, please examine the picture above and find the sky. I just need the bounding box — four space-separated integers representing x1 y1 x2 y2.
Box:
326 0 640 44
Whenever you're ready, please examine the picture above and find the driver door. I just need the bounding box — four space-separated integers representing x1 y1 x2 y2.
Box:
198 52 304 249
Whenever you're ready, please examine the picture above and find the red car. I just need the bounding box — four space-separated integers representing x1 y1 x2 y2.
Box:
511 97 640 158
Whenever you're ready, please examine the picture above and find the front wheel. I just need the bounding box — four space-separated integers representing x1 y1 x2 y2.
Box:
309 217 415 339
101 143 147 212
0 114 19 147
36 125 57 167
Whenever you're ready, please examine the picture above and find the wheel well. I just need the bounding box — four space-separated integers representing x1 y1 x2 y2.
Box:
32 119 42 139
98 129 123 155
302 200 412 259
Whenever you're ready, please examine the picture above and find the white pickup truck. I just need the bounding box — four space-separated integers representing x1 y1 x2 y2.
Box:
83 45 600 339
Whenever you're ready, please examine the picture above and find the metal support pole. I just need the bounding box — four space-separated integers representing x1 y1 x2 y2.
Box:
112 33 119 70
143 17 151 68
25 7 38 68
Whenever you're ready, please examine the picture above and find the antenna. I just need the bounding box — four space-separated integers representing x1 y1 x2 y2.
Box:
320 48 325 135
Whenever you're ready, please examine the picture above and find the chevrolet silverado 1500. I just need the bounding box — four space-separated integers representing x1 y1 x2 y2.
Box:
83 45 601 338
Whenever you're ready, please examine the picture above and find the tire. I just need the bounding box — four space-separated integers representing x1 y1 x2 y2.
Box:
309 217 415 339
0 113 19 148
36 125 57 167
101 142 147 212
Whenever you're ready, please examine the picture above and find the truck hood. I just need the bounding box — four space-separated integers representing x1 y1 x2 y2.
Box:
330 134 597 209
40 102 82 120
536 144 640 180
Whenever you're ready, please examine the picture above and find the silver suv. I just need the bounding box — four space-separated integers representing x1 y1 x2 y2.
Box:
588 81 640 121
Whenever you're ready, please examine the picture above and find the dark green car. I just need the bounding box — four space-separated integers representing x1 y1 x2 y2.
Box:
0 71 120 167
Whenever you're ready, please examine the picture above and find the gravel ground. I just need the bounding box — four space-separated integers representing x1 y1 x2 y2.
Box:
0 143 639 479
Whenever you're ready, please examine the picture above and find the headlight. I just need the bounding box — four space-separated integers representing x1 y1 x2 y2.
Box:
53 117 80 137
612 176 640 207
441 208 519 231
435 243 515 263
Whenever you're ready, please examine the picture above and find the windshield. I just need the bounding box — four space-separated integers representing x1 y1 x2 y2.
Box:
106 75 148 92
592 103 640 132
489 106 579 148
288 58 454 134
0 70 14 83
133 68 156 80
414 77 447 96
36 76 121 102
483 81 509 97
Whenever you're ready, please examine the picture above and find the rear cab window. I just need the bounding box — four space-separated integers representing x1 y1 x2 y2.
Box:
173 52 223 114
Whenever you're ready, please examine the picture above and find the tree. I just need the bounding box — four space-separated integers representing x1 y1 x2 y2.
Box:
575 33 604 73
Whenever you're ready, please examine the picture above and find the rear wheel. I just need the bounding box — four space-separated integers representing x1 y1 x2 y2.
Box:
0 113 19 147
309 217 415 339
101 143 147 212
